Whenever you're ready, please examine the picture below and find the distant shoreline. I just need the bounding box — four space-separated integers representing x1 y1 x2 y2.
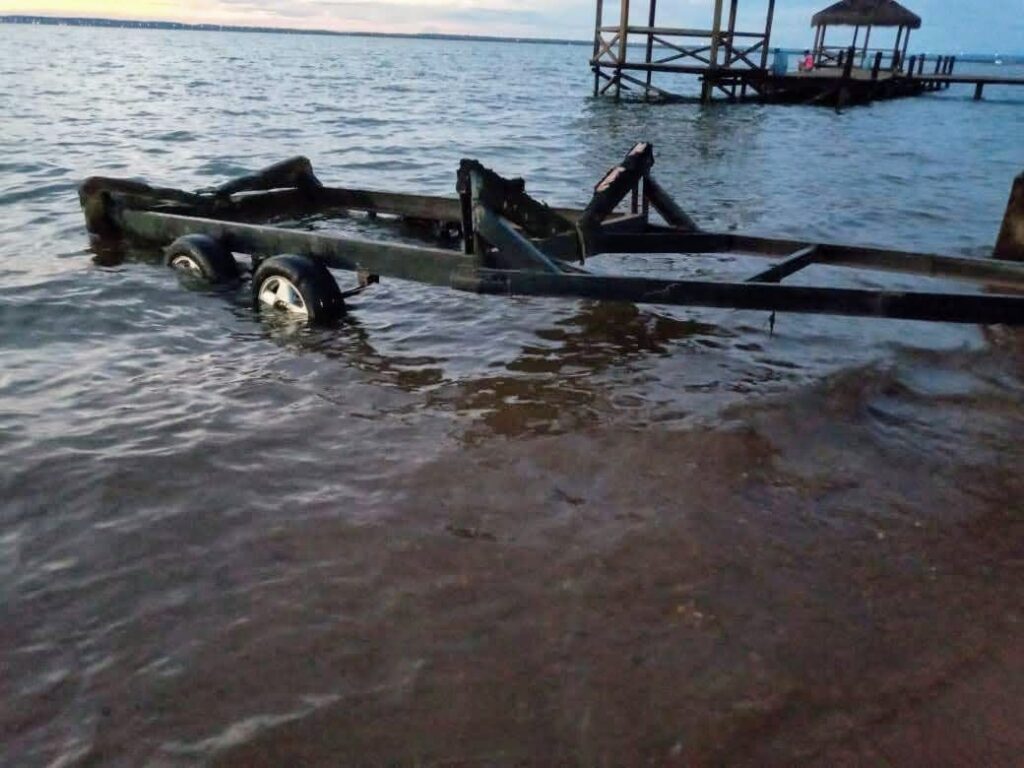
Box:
0 14 590 47
2 14 1021 63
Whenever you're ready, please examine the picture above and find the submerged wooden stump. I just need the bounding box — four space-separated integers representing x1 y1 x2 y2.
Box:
995 172 1024 261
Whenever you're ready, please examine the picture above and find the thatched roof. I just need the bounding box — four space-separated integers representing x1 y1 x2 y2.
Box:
811 0 922 29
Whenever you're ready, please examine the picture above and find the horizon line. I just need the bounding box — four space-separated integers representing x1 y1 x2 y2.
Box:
2 14 1021 59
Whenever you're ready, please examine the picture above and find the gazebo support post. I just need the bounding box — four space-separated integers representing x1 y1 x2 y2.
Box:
726 0 738 66
861 25 872 67
892 25 903 70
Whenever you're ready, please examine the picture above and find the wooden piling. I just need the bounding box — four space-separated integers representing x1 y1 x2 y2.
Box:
974 82 984 100
703 0 726 104
760 0 776 69
871 51 883 80
592 0 604 96
643 0 657 99
615 0 630 99
995 172 1024 261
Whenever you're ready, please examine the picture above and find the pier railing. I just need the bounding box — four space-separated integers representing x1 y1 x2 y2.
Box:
815 46 957 78
592 25 772 99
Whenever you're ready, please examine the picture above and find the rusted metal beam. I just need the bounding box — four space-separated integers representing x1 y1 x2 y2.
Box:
473 206 565 273
644 176 699 231
119 210 472 286
747 245 818 283
452 269 1024 326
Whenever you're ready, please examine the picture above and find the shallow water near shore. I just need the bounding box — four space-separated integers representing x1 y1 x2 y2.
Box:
1 24 1023 766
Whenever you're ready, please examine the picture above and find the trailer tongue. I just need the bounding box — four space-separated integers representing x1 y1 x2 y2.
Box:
79 144 1024 327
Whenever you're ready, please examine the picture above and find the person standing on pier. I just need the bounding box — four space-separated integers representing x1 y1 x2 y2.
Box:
800 50 815 72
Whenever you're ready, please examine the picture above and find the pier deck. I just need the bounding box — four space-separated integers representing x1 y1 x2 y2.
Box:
594 57 1024 106
590 1 1024 107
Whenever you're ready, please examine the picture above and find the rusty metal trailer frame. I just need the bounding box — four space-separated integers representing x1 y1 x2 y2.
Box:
79 144 1024 326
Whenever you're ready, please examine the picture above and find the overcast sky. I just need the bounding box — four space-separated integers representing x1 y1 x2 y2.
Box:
3 1 1022 52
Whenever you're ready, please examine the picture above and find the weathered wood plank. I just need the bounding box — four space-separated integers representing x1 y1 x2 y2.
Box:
994 172 1024 262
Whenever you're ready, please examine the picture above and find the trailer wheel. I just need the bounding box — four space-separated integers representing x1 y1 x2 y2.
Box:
253 254 345 324
165 235 239 284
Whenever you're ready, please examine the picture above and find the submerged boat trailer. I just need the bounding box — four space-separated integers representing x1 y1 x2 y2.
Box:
79 143 1024 327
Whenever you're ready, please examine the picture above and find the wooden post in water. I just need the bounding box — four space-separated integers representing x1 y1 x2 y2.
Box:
703 0 726 104
871 51 883 82
615 0 630 99
974 82 985 100
760 0 777 70
643 0 657 99
592 0 604 96
725 0 739 67
837 45 855 109
842 46 855 80
995 172 1024 261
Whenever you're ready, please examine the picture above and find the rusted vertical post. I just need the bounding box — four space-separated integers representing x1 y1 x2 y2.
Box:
761 0 777 70
592 0 605 96
615 0 630 99
995 172 1024 261
703 0 725 103
644 0 657 99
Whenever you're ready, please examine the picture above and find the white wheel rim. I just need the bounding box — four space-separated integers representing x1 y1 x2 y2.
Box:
170 255 203 276
258 276 308 316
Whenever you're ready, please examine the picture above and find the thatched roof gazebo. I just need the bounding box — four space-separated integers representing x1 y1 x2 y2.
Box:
811 0 921 70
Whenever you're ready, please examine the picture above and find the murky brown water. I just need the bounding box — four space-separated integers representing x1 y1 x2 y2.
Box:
1 25 1022 767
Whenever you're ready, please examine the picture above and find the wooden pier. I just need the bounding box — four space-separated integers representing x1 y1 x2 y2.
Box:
590 0 1024 107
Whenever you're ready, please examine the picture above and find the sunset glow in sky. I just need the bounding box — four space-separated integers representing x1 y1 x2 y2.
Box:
1 0 1020 50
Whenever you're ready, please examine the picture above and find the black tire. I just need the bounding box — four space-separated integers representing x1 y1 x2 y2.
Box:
164 235 239 284
252 254 345 325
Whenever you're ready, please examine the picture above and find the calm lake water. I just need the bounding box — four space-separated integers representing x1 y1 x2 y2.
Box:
1 24 1022 767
